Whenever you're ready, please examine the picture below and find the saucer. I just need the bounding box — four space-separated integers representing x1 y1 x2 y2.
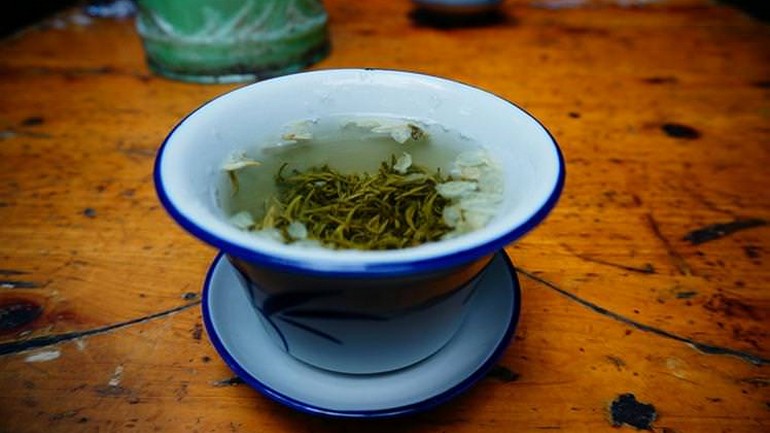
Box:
201 252 521 418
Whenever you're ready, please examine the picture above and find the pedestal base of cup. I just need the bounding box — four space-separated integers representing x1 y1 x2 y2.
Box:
227 254 493 375
255 284 478 375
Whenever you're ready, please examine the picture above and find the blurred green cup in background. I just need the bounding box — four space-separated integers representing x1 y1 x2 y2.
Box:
135 0 330 83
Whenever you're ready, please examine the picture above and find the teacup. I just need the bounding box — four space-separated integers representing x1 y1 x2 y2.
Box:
154 69 564 374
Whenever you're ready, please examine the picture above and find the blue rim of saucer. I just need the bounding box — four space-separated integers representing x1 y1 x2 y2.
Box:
201 250 521 419
154 69 565 278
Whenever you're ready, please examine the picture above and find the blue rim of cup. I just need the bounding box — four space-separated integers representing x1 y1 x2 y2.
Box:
201 251 522 419
154 69 565 278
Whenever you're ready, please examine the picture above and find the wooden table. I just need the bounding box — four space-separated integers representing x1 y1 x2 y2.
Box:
1 0 768 431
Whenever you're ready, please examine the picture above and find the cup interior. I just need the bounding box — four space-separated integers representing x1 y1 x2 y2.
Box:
155 69 564 275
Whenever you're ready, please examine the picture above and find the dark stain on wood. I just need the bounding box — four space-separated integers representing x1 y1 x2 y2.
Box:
609 393 657 430
661 123 701 139
212 376 245 387
353 27 376 36
117 142 156 159
743 245 762 260
175 382 189 402
409 7 509 29
642 76 678 84
486 365 521 383
94 384 131 397
683 218 767 245
675 291 697 299
20 116 45 126
730 324 764 352
0 298 43 332
182 292 198 300
1 269 31 277
562 244 655 275
121 147 156 158
61 65 116 81
738 377 770 388
752 80 770 88
703 294 761 321
568 111 581 119
606 355 626 370
645 213 692 275
559 25 610 37
191 323 203 341
49 409 81 421
82 208 97 218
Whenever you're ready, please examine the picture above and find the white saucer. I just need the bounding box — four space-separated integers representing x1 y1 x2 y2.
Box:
202 252 521 418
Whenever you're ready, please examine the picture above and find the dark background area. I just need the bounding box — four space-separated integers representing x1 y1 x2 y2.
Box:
1 0 78 37
1 1 767 39
724 0 769 20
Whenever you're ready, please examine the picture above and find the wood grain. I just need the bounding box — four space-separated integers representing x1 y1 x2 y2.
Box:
1 1 768 432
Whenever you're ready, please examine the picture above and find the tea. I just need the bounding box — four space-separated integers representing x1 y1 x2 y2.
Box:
220 116 502 250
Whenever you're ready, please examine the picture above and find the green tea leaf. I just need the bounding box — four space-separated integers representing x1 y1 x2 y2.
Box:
252 154 453 250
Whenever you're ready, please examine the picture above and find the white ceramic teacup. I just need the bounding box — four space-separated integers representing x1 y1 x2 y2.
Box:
154 69 564 374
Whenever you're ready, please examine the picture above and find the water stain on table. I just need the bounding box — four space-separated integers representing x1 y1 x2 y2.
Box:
684 218 767 245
